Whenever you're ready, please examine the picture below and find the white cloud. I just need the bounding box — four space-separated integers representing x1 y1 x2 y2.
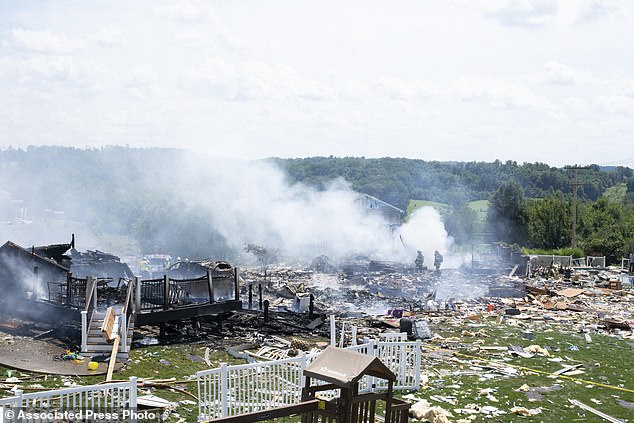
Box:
153 0 211 22
596 95 634 115
175 29 211 48
374 76 439 101
10 28 83 54
454 77 551 109
93 28 127 47
188 58 335 101
621 78 634 98
459 0 619 28
1 1 633 167
539 61 585 85
0 55 84 85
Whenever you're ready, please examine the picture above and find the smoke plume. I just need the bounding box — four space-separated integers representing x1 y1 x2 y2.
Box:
174 156 452 265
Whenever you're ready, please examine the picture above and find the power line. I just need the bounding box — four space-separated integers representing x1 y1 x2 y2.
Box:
564 165 591 249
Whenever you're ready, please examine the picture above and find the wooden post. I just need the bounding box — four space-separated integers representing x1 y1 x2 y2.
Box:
163 275 169 310
258 283 263 310
263 299 269 324
248 284 253 309
385 380 393 423
234 266 240 301
66 272 72 306
134 276 141 313
121 314 128 353
86 276 94 309
81 310 87 352
207 269 214 304
309 294 314 318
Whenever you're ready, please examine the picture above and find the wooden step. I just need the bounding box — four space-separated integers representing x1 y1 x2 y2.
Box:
85 343 130 353
88 328 133 336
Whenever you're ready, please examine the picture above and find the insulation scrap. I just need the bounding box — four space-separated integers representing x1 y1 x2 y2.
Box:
410 399 453 423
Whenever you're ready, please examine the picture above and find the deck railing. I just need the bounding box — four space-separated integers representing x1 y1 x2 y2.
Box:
197 340 421 421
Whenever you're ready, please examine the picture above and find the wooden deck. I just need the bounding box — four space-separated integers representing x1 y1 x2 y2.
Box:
135 299 242 325
41 267 243 327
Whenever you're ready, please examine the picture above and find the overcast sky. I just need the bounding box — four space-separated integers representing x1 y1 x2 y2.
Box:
1 0 633 167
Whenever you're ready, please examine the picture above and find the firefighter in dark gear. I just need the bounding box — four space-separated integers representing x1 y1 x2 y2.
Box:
433 250 443 271
415 250 424 272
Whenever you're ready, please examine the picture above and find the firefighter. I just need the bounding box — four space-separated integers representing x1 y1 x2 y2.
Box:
139 258 150 278
415 250 424 272
433 250 443 271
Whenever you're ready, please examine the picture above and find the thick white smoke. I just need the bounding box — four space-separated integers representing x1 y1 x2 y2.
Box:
395 206 453 265
177 157 452 264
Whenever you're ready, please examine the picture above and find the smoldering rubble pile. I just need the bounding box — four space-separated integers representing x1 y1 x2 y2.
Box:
240 260 526 318
229 260 633 346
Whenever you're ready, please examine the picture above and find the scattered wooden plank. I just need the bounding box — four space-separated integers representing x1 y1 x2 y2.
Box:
101 307 116 342
568 399 624 423
557 288 585 298
105 335 120 382
508 265 519 277
553 364 583 376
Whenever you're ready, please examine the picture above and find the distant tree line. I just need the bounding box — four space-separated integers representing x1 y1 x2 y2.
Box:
1 147 633 262
273 157 628 210
278 157 634 263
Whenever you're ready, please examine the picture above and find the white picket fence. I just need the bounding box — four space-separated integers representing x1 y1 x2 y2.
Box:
196 355 306 419
0 377 137 420
196 340 422 421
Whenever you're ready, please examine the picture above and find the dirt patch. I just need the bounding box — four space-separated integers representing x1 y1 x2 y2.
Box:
0 330 122 376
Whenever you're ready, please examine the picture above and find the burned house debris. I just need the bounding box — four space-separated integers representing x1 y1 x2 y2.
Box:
68 248 134 282
0 231 632 422
0 236 242 368
0 240 70 319
355 193 405 228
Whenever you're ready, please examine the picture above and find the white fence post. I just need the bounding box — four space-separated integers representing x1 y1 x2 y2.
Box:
371 340 378 391
81 310 87 353
16 388 24 413
300 354 307 390
129 376 137 422
220 362 228 417
414 339 422 390
400 341 407 387
330 315 336 346
339 322 346 348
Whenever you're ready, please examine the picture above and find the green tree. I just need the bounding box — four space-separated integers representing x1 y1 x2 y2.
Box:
487 181 526 244
578 198 628 263
524 193 571 249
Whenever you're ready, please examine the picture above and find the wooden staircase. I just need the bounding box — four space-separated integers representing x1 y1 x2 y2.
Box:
84 309 134 362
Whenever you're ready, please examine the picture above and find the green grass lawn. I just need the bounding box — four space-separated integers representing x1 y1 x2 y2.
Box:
406 199 489 223
1 317 631 422
405 315 634 422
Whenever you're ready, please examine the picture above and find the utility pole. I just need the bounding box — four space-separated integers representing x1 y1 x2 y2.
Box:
565 165 591 249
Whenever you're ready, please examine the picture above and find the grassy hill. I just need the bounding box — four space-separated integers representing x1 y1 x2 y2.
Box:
406 199 489 224
406 200 451 216
468 199 489 225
